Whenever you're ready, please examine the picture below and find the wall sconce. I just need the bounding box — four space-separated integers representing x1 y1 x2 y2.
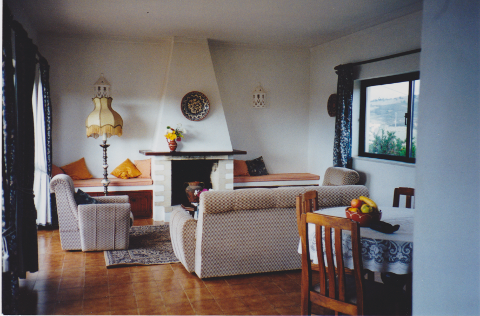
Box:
85 74 123 195
253 85 266 108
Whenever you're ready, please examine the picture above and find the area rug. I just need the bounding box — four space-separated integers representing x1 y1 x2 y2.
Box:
104 225 179 267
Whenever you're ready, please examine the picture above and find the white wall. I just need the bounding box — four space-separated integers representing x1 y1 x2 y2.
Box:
210 43 311 173
39 36 310 177
413 1 480 314
39 36 171 177
308 12 422 205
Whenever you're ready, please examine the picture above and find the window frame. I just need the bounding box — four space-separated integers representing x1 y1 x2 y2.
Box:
359 71 420 164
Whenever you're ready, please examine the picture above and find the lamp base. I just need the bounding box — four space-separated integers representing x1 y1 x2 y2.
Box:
100 140 110 196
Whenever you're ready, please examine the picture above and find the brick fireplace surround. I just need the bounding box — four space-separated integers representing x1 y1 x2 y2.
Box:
140 150 246 221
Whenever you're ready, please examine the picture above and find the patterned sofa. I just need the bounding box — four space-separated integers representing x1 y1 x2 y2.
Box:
170 184 369 278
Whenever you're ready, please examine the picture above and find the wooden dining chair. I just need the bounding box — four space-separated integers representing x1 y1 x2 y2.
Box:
299 212 395 316
393 187 415 208
296 191 318 237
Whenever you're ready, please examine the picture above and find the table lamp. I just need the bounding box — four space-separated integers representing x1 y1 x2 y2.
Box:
86 74 123 195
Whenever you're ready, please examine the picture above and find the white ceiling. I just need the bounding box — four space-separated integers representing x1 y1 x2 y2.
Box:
13 0 422 48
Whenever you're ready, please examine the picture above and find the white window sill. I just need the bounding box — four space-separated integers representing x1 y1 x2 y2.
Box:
353 156 416 168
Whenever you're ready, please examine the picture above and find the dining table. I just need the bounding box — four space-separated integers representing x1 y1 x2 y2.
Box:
298 206 414 275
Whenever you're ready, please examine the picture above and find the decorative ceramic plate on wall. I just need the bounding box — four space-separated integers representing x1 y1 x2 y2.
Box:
181 91 210 121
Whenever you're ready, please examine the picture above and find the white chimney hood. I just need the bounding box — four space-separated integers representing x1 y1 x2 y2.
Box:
152 37 233 152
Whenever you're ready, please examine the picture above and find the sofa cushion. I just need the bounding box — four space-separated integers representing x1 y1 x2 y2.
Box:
134 158 151 179
74 189 100 205
273 187 308 208
234 188 275 210
61 158 93 180
52 164 65 177
233 160 250 176
245 156 269 176
200 190 236 214
111 159 142 179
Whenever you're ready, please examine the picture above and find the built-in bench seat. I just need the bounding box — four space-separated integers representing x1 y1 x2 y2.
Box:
234 173 320 189
72 178 153 187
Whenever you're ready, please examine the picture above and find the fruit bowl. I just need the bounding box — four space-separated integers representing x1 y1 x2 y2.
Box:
345 208 382 227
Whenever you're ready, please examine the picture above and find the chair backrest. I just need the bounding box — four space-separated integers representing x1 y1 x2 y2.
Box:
296 191 318 237
50 174 80 226
300 212 364 316
322 167 360 186
393 187 415 208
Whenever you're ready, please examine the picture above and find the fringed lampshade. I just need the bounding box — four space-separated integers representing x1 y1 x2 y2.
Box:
86 97 123 139
85 74 123 195
86 74 123 139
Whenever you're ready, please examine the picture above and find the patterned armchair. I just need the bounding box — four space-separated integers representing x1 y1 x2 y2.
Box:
50 174 133 251
170 184 369 278
322 167 360 186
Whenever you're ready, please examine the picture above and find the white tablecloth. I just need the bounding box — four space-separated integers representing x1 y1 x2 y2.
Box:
298 206 413 275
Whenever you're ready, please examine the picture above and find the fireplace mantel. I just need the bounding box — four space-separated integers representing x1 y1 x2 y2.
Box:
139 149 247 156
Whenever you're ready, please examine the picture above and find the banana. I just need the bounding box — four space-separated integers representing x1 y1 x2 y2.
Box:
359 196 378 211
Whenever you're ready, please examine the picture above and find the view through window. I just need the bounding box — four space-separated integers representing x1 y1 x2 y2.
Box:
359 72 419 163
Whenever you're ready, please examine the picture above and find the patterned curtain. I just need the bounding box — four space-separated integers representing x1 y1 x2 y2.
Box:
2 8 39 314
333 65 354 168
39 57 57 226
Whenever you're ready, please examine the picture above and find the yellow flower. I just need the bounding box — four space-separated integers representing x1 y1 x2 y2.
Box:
165 132 177 140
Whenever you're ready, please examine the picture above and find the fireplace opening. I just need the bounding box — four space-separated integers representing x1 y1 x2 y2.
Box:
171 160 217 207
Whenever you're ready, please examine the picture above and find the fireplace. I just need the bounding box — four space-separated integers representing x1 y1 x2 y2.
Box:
171 159 217 207
140 149 246 221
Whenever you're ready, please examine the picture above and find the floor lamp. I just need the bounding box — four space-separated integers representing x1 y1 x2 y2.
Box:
85 74 123 195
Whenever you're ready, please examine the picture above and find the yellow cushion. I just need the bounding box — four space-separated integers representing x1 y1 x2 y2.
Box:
134 159 151 179
60 158 93 180
111 159 142 179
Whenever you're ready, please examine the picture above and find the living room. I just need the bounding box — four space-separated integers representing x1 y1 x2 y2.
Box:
3 0 479 315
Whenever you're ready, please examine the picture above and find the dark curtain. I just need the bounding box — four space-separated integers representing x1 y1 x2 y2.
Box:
333 65 354 168
2 7 39 315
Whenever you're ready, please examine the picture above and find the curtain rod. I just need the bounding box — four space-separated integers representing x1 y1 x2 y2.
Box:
334 48 421 70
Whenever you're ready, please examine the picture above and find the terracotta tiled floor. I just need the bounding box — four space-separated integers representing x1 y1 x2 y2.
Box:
18 218 307 315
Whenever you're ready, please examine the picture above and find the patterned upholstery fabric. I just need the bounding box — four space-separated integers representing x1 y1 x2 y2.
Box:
170 184 369 279
170 208 197 272
322 167 360 186
50 174 133 251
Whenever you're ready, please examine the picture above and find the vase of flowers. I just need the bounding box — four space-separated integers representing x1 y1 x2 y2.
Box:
165 124 186 152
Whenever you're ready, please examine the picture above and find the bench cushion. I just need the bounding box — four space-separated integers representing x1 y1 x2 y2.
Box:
234 173 320 183
73 178 153 187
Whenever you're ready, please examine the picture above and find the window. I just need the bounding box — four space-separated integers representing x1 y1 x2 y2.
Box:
359 72 419 163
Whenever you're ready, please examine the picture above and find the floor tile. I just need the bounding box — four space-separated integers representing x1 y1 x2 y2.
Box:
132 280 159 294
18 222 322 316
108 283 134 297
165 302 195 315
161 290 190 305
230 283 263 297
137 304 168 315
253 280 285 295
190 299 223 315
108 294 137 311
207 284 237 299
184 287 214 302
83 284 109 299
216 297 251 315
82 297 110 314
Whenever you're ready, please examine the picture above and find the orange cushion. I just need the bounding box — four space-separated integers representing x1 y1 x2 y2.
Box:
234 160 250 176
52 164 65 177
111 159 142 179
60 158 93 180
134 159 151 179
